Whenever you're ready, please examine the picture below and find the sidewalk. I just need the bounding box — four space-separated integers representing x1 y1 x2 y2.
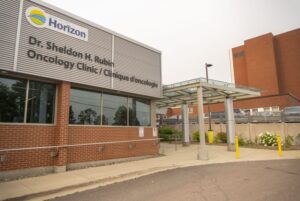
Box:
1 143 300 201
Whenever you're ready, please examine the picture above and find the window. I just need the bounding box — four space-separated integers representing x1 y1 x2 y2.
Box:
69 89 101 125
26 81 56 123
69 88 151 126
233 51 245 59
129 98 150 126
0 76 56 123
102 93 127 126
0 76 26 122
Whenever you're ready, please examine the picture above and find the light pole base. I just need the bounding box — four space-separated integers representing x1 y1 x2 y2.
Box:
197 145 209 160
227 143 236 152
182 142 190 147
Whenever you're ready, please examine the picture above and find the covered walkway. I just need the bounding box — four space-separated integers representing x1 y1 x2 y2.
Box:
156 78 260 159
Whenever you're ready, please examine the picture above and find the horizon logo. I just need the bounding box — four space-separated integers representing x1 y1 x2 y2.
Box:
26 7 88 41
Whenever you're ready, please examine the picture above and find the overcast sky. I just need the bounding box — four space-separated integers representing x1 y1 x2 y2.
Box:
43 0 300 84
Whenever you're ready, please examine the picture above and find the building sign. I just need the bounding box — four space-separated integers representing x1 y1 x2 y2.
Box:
153 127 157 137
27 36 159 88
139 127 144 138
26 6 88 41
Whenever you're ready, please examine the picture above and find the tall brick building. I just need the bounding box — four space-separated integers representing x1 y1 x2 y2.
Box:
167 28 300 118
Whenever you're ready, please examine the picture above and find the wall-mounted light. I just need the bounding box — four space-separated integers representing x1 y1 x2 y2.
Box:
50 148 58 158
98 145 105 153
0 155 7 162
128 142 136 149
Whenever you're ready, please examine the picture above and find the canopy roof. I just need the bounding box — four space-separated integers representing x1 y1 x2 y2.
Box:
156 78 261 108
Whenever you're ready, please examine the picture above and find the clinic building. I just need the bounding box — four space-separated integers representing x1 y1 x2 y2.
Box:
0 0 161 179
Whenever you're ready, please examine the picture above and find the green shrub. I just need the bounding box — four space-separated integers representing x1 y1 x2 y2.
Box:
238 137 247 146
192 131 208 142
159 126 181 141
216 132 227 143
192 131 200 141
159 127 173 135
296 133 300 145
284 135 294 148
258 131 277 147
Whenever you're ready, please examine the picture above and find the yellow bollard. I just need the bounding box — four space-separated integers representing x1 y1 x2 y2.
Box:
235 136 240 159
207 130 214 144
277 135 282 157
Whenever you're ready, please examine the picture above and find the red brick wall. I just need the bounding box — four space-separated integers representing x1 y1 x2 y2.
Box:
215 94 299 111
67 126 158 164
232 46 248 86
0 125 56 171
166 94 300 118
275 28 300 99
244 33 279 96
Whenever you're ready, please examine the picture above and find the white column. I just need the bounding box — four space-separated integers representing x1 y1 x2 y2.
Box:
224 98 235 151
150 100 156 128
181 104 190 146
197 86 209 160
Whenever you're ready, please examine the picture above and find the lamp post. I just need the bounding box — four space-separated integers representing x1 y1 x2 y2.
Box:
205 63 213 131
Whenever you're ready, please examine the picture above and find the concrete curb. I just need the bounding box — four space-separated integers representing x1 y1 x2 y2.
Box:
4 165 178 201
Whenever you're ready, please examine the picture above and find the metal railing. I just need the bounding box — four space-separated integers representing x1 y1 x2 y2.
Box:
0 138 160 152
161 112 300 125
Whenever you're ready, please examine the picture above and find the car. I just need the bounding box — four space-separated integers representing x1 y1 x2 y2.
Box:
282 106 300 123
250 111 281 123
210 109 248 124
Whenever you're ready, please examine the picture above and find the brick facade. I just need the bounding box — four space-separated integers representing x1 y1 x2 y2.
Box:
233 28 300 100
0 81 159 173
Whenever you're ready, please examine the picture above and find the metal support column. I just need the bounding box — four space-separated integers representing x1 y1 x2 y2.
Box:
197 86 209 160
181 104 190 146
224 97 236 151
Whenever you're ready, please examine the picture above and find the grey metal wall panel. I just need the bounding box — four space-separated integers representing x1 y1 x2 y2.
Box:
3 0 162 98
114 37 161 98
0 0 20 71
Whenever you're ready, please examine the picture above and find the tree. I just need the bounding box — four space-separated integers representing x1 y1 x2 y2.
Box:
112 105 140 126
78 108 98 124
0 81 26 122
69 106 76 123
113 105 127 125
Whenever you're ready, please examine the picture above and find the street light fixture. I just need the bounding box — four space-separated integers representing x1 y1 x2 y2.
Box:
205 63 213 131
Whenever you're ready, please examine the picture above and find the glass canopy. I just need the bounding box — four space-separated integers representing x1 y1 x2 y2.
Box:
156 78 261 108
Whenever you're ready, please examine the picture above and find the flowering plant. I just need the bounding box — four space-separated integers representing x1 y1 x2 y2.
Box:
258 131 277 147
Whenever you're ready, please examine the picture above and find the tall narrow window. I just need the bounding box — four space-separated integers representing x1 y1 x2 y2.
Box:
26 81 56 123
102 93 127 126
129 98 150 126
0 76 26 122
69 88 101 125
